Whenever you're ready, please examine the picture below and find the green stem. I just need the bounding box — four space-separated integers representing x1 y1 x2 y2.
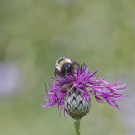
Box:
74 119 81 135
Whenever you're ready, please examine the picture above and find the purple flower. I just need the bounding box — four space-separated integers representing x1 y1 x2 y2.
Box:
42 62 128 113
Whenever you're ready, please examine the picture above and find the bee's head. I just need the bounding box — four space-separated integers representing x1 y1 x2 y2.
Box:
61 63 73 75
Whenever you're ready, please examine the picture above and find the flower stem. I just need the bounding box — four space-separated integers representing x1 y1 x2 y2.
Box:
74 119 81 135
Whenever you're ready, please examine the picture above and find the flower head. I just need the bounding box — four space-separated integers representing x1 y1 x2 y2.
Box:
42 62 128 114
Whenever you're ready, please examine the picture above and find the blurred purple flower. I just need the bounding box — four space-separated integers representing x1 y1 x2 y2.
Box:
0 61 22 97
42 62 128 112
120 85 135 135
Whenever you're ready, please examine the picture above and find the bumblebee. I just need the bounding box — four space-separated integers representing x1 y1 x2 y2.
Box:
55 57 74 76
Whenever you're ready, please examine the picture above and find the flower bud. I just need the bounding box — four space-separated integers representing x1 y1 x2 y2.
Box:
64 88 91 120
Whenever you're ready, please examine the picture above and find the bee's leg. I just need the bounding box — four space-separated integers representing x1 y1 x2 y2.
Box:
73 61 79 67
55 68 63 77
54 68 58 77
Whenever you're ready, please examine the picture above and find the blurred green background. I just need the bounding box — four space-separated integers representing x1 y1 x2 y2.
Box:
0 0 135 135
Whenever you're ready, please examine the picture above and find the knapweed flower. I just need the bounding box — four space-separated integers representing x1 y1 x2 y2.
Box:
42 61 128 119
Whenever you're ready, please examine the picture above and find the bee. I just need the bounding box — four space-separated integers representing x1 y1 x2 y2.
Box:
55 57 74 76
